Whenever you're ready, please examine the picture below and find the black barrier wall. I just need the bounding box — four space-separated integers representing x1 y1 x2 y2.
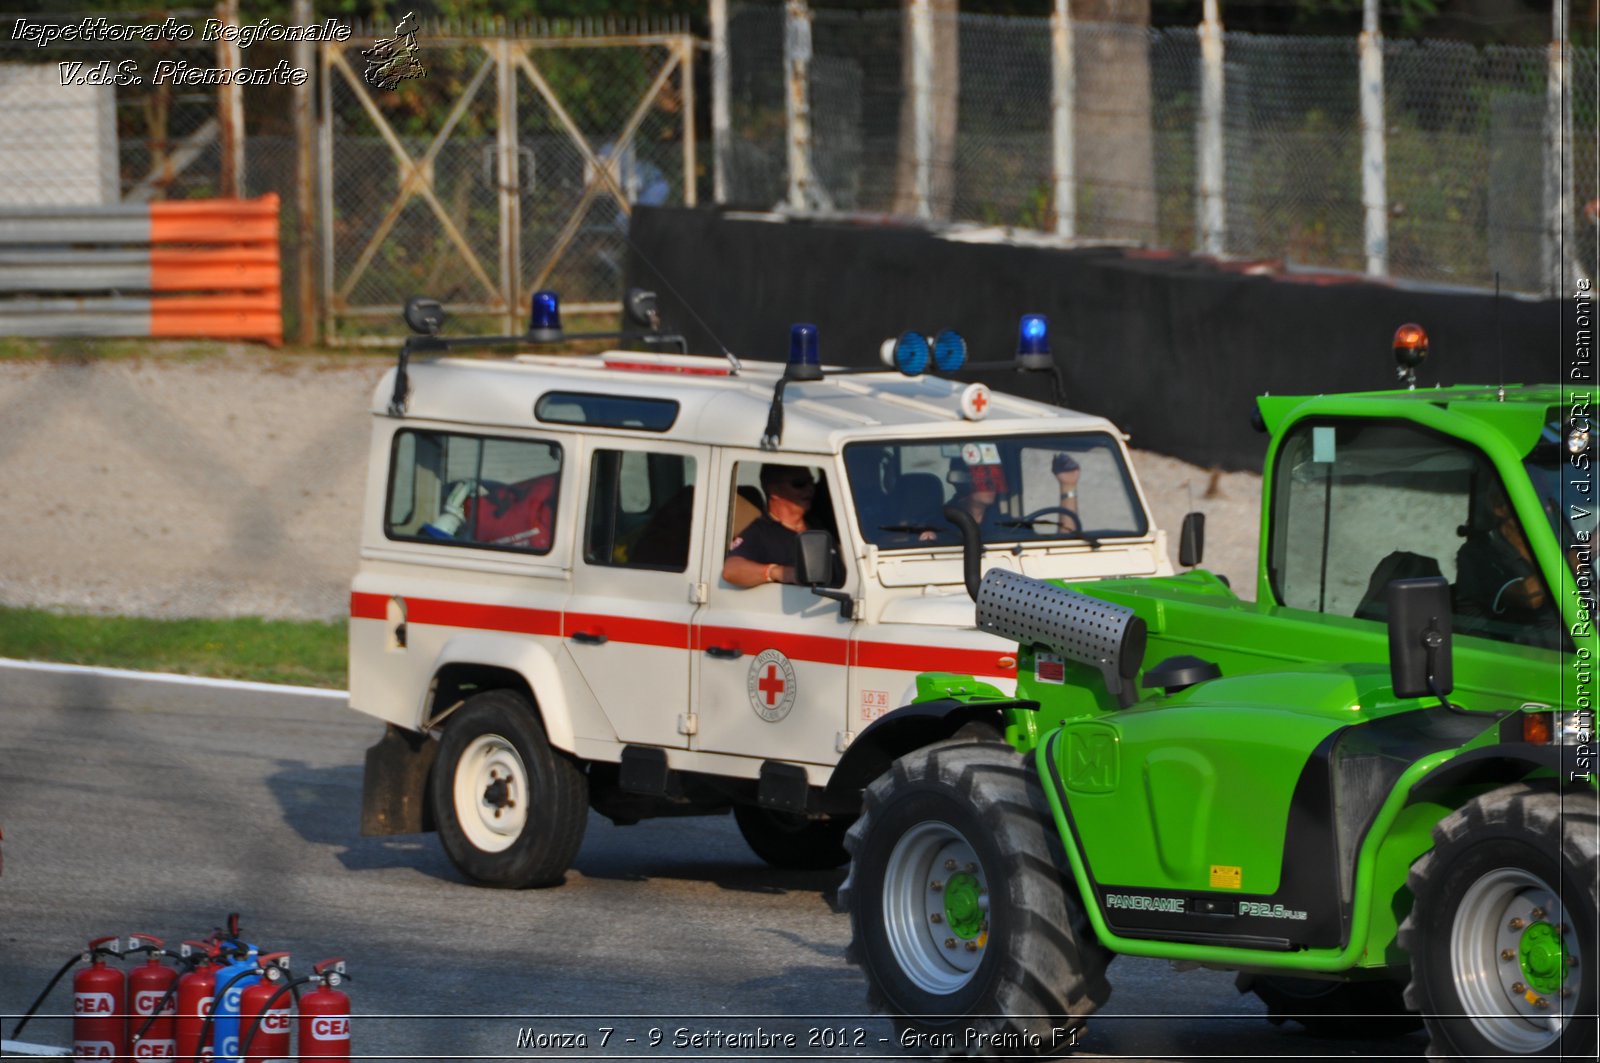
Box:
626 207 1563 470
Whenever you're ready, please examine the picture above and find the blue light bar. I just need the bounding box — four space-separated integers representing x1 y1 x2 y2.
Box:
1016 313 1051 370
893 332 930 376
787 322 822 380
932 329 967 372
529 289 562 340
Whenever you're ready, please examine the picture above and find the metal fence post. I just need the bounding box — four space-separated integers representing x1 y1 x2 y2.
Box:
216 0 246 198
497 37 522 334
784 0 813 211
1197 0 1225 255
1359 0 1388 277
292 0 316 345
908 0 934 220
317 37 336 343
681 34 698 208
710 0 729 205
1542 0 1572 294
1050 0 1075 239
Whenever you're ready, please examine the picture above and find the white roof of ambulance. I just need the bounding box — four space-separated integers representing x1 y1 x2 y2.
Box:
372 350 1119 453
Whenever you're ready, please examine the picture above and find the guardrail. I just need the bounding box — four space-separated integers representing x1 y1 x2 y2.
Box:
0 195 282 345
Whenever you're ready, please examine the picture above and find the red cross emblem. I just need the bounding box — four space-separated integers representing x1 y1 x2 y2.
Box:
971 389 988 413
757 664 786 706
747 649 798 722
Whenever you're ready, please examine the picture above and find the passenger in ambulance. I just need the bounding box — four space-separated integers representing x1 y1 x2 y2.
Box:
921 453 1082 539
723 464 818 587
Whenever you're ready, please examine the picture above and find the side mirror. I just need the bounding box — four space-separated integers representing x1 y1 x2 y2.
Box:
795 529 859 620
795 529 833 587
1387 577 1453 700
1179 511 1205 568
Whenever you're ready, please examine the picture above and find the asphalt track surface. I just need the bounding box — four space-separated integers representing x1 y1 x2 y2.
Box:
0 664 1430 1061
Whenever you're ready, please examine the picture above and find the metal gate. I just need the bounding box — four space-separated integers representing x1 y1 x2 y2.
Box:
319 18 698 343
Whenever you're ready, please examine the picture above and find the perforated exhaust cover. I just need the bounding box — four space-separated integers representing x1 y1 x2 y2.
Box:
976 568 1146 699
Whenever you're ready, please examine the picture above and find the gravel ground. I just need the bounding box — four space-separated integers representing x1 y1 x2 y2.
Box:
0 351 1262 621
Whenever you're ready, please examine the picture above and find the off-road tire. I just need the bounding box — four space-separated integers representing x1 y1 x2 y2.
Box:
431 689 588 888
1399 783 1597 1059
733 805 853 870
838 741 1111 1056
1236 973 1420 1037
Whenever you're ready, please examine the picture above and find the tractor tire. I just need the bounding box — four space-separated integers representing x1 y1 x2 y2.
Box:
839 741 1110 1055
1236 973 1420 1037
1399 783 1597 1059
734 805 853 870
431 689 588 888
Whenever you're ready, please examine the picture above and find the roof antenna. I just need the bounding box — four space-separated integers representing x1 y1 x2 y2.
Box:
1495 272 1505 402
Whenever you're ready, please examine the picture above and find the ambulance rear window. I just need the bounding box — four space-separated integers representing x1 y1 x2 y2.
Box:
535 392 678 432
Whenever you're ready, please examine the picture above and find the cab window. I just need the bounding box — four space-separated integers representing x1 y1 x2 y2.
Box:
843 432 1147 549
584 450 696 571
385 430 562 554
1268 419 1562 649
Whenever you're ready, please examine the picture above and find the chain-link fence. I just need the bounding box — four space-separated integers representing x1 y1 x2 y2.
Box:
725 1 1595 294
321 18 696 342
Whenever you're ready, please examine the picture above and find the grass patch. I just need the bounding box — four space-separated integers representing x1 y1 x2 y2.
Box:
0 606 346 689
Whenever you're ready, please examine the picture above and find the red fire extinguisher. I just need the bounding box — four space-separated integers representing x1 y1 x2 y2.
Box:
72 936 127 1059
176 940 220 1063
127 933 179 1059
238 954 292 1063
297 959 352 1063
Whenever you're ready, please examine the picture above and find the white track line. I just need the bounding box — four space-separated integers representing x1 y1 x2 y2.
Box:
0 657 347 699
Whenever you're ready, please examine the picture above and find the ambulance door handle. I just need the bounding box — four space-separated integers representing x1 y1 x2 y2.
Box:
571 631 608 645
704 645 743 660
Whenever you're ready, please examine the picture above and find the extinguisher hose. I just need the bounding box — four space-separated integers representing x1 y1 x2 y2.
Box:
130 973 186 1048
9 951 84 1041
238 976 311 1059
194 966 266 1063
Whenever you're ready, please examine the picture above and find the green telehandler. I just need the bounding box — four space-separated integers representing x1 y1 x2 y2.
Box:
830 339 1595 1058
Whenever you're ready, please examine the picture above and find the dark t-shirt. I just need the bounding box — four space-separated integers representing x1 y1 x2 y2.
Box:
729 514 798 567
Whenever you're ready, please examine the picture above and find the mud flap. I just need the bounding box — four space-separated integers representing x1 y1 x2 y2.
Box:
361 724 438 836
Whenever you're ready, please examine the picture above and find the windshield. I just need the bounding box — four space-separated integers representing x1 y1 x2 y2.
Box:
843 432 1149 550
1528 412 1595 551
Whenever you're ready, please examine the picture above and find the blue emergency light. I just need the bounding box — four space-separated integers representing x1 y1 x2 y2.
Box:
786 322 822 380
932 329 967 372
529 289 562 341
1016 313 1051 370
893 331 930 376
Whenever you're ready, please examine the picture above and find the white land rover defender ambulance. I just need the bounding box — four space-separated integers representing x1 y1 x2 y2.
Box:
351 293 1173 887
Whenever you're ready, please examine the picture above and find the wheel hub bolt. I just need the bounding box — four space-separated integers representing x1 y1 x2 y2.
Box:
1512 982 1526 994
945 859 959 871
965 863 977 873
1531 907 1546 921
1509 917 1526 930
1533 997 1549 1010
930 913 943 924
964 941 978 953
944 938 956 950
929 880 943 892
1502 949 1516 961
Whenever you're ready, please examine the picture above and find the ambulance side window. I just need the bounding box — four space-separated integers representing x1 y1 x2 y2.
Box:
385 429 562 554
584 450 696 571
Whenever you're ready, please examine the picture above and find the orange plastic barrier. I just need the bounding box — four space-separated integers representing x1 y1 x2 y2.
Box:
148 194 282 344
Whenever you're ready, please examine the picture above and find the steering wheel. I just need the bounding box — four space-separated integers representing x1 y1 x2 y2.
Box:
1016 505 1081 532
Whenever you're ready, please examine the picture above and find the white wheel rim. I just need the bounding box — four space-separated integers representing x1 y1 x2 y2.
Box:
452 733 528 853
882 820 989 995
1449 866 1580 1053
